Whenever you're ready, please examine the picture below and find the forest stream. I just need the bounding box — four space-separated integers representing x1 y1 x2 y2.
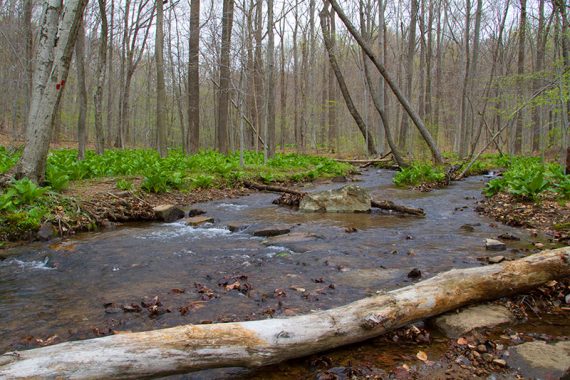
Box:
0 169 567 379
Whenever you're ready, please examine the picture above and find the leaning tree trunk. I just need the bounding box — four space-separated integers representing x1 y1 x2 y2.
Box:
1 248 568 379
17 0 88 183
320 6 377 156
327 0 444 165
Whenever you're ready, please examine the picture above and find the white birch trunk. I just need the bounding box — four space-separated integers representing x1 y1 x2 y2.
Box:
18 0 88 182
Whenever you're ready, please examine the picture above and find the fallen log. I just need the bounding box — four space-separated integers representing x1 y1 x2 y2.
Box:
1 248 569 379
243 180 306 196
371 199 425 216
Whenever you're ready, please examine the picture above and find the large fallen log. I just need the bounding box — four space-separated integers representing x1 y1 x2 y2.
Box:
1 248 569 379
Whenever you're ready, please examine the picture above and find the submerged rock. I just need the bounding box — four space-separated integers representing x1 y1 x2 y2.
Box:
488 255 505 264
37 223 56 241
185 216 214 227
507 341 570 379
153 204 185 222
485 238 506 251
299 185 371 213
432 304 514 338
262 232 321 245
252 226 291 237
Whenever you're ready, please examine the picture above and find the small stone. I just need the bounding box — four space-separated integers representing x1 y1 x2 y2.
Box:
432 304 514 338
486 239 506 251
565 294 570 305
100 219 116 230
331 176 348 183
460 224 475 232
497 233 520 241
187 209 206 217
477 344 488 353
492 359 507 367
482 353 494 363
37 223 55 241
534 242 545 249
488 256 505 264
185 216 214 227
252 226 291 237
227 222 249 232
153 204 185 222
496 344 504 351
407 268 422 279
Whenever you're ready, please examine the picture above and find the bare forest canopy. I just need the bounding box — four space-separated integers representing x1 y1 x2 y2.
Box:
0 0 568 166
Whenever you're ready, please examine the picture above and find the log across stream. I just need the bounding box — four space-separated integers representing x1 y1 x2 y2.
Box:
1 248 568 379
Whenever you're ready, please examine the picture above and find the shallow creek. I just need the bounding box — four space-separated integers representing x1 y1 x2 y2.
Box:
0 169 560 378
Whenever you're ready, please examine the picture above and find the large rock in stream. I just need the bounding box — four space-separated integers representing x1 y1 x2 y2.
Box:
299 185 371 213
432 304 515 338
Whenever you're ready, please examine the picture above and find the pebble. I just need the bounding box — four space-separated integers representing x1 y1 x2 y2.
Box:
488 256 505 264
477 344 487 353
492 359 507 367
482 353 494 363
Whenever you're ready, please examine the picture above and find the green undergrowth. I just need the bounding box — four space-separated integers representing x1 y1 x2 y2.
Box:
0 147 352 241
483 156 569 201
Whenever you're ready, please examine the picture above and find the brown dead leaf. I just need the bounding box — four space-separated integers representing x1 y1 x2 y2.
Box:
416 351 428 362
457 337 468 345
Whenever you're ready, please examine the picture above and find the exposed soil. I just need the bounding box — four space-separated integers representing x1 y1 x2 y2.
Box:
476 192 570 242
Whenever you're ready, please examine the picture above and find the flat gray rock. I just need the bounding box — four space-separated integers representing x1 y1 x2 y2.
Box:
485 238 506 251
507 341 570 379
433 304 514 338
262 232 321 245
185 216 214 227
299 185 371 213
153 204 185 222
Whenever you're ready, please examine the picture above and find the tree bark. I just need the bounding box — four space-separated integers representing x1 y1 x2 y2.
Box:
217 0 234 154
188 0 201 153
514 0 527 154
75 18 88 160
17 0 88 183
320 6 378 156
155 0 168 158
94 0 108 155
265 0 275 158
327 0 444 164
1 248 568 379
398 0 417 153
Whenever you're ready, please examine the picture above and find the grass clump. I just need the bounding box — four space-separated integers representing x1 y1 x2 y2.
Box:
393 163 446 187
483 156 570 201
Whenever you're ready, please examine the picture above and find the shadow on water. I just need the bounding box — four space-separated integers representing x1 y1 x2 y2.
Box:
0 169 560 377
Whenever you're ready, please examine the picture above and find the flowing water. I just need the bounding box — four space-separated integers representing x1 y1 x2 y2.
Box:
0 169 558 377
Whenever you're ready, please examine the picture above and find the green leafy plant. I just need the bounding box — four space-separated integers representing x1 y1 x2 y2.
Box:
116 179 134 191
191 174 214 189
394 163 445 187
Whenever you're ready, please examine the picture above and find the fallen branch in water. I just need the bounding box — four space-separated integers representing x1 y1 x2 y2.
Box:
1 248 568 379
371 199 425 216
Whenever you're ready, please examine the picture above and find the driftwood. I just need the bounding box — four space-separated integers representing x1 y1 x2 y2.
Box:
371 200 425 216
244 181 423 216
1 248 568 379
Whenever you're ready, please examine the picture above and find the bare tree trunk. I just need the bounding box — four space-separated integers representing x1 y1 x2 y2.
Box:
532 0 546 153
187 0 200 153
327 7 338 153
76 19 87 160
106 0 114 148
458 0 471 157
23 0 33 137
217 0 234 153
17 0 88 183
514 0 527 154
398 0 417 153
278 8 287 152
265 0 275 158
167 10 186 152
253 0 264 151
321 6 377 156
328 0 443 164
93 0 108 155
155 0 167 157
2 248 568 379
